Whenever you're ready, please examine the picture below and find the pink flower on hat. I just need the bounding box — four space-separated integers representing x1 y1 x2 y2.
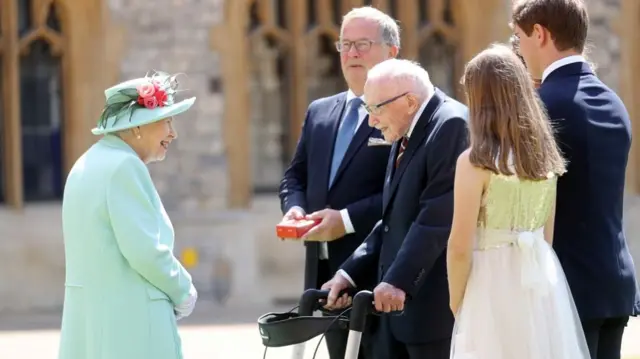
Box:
137 83 155 98
143 96 159 109
136 81 167 109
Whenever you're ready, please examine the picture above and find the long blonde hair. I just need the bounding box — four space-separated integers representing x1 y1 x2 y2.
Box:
461 43 566 180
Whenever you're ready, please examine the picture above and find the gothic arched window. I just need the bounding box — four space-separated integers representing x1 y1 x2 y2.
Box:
247 0 293 192
0 57 4 204
19 1 65 201
0 0 66 205
417 0 461 99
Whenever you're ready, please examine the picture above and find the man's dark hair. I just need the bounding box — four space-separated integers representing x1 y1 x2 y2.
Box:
511 0 589 52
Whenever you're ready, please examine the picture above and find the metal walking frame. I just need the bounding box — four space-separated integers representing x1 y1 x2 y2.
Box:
257 289 378 359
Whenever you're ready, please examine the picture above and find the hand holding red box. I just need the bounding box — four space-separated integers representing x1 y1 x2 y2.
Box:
276 218 321 239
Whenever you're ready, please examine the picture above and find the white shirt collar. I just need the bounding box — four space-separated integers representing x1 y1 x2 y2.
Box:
406 89 434 138
346 89 364 104
541 55 585 83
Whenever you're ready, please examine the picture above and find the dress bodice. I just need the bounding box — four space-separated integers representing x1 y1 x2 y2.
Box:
476 172 557 249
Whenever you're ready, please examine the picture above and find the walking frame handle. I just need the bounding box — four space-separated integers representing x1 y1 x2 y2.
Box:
344 290 403 359
298 287 358 316
349 290 374 332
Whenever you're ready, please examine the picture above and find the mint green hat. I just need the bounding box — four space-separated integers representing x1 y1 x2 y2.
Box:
91 71 196 135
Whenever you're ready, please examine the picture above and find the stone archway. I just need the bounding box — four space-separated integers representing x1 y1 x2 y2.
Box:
0 0 116 208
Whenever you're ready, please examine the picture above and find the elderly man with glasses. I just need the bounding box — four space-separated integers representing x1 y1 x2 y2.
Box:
278 6 399 359
323 58 469 359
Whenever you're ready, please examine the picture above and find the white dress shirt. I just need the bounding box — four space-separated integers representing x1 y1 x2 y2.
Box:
541 55 586 83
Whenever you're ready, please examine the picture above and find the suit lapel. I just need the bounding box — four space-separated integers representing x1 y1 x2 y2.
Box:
318 94 347 200
382 90 445 215
329 115 374 190
382 141 398 208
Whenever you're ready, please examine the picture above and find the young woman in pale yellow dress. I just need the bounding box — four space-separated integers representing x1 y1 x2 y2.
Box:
446 44 590 359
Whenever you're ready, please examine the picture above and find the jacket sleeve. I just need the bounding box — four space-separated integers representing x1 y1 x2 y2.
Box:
383 116 469 297
279 107 311 214
345 192 383 233
339 220 384 286
107 156 193 306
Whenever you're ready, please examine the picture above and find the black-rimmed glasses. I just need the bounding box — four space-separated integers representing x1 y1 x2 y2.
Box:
335 39 378 53
363 92 409 115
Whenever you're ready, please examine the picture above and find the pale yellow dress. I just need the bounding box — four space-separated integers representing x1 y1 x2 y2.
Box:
450 173 590 359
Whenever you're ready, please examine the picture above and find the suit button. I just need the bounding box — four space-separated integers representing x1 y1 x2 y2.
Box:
384 225 389 232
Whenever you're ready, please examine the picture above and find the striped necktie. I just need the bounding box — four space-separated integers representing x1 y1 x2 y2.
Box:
395 136 409 168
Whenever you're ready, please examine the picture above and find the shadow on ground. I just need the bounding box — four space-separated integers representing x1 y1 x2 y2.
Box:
0 299 293 332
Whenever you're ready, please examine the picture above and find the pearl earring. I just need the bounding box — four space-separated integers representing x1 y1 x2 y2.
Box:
136 134 141 139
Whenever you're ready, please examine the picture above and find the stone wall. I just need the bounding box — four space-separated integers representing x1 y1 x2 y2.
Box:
585 0 621 90
108 0 228 213
0 206 66 313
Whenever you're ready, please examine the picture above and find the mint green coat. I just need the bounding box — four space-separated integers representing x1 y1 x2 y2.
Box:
58 134 193 359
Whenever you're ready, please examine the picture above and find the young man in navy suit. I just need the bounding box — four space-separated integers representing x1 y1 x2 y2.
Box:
323 59 469 359
279 7 398 359
511 0 640 358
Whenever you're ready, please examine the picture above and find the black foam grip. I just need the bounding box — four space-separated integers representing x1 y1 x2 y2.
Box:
349 290 374 332
298 287 357 315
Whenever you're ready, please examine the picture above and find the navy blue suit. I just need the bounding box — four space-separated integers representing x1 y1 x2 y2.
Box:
279 91 390 358
341 89 469 358
539 61 640 358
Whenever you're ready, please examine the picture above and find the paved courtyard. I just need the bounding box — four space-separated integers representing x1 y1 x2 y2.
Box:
0 324 330 359
0 300 638 359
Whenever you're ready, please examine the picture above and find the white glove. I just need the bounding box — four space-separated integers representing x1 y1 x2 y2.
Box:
174 284 198 320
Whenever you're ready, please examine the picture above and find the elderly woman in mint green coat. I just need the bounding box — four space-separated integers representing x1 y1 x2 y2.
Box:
58 71 197 359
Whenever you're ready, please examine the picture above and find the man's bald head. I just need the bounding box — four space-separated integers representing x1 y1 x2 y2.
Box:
365 59 434 103
363 59 434 142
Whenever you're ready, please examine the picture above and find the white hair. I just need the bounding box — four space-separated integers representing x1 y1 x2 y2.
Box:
366 59 433 101
341 6 401 49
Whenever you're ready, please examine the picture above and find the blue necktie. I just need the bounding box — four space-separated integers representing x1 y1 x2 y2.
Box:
329 97 363 187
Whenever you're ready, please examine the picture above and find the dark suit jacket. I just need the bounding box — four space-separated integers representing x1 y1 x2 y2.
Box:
539 62 640 320
341 89 469 344
279 92 391 290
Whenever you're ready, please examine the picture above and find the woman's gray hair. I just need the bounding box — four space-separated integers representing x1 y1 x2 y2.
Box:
341 6 401 49
366 59 434 101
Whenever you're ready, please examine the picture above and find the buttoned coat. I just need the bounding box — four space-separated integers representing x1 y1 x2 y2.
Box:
58 134 193 359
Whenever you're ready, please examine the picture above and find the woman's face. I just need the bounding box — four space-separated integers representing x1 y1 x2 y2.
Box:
135 117 177 163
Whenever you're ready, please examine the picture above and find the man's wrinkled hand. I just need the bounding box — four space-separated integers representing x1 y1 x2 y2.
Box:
301 209 346 242
321 272 353 310
373 282 405 313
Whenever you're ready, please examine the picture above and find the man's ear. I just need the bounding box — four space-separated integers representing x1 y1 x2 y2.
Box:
532 24 548 48
406 94 420 114
389 45 399 58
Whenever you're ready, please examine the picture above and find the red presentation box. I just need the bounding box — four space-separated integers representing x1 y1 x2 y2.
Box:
276 218 321 239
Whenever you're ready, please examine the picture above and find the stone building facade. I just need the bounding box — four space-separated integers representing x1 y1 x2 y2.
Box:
0 0 638 313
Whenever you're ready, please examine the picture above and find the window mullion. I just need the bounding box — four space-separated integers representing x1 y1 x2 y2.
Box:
1 0 24 208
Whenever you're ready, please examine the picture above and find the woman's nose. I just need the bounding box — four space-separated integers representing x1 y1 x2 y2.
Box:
169 123 178 139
